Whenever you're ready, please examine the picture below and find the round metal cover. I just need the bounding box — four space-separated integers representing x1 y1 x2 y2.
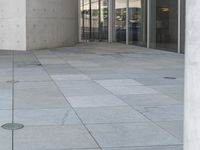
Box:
164 77 176 80
1 123 24 130
6 80 20 84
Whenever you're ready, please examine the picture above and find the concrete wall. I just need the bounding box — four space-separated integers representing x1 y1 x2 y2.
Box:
26 0 79 50
0 0 26 50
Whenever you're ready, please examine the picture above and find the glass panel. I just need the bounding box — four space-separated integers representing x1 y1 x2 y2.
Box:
81 0 108 41
128 0 147 46
91 0 99 40
81 0 90 41
149 0 178 52
115 0 127 43
99 0 108 41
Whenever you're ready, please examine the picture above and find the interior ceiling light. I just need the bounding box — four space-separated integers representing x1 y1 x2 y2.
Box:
160 8 170 12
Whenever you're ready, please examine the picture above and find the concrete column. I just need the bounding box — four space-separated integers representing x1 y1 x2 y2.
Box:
184 1 200 150
0 0 26 50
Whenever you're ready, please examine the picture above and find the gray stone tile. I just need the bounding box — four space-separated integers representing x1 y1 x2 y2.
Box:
55 80 101 88
67 60 99 67
14 108 81 126
0 110 12 125
66 95 127 108
112 68 149 74
37 57 66 65
134 105 183 121
148 85 184 94
125 73 162 79
60 86 111 96
14 125 98 150
14 82 68 109
0 69 12 82
104 86 159 95
86 123 181 148
43 64 81 75
0 83 12 109
157 121 183 142
88 74 126 80
77 67 116 74
0 129 12 150
167 94 184 102
119 94 181 106
75 106 148 124
134 77 184 86
103 146 183 150
51 74 90 81
15 68 51 81
96 79 142 87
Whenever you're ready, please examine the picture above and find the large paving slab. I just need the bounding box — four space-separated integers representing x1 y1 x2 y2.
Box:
0 129 12 150
14 125 99 150
75 106 148 124
86 122 181 148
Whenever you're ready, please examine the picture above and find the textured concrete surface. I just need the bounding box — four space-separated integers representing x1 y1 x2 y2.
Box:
26 0 79 50
0 0 26 50
185 0 200 150
0 43 184 150
0 0 78 51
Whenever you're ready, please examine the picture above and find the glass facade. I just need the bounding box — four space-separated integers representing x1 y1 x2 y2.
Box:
149 0 178 52
81 0 108 41
128 0 147 46
80 0 185 53
115 0 127 43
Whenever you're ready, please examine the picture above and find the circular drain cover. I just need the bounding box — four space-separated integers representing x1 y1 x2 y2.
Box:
1 123 24 130
164 77 177 80
6 80 20 84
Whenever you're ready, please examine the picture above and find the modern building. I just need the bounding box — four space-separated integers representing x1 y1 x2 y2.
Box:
0 0 185 53
80 0 185 53
0 1 200 150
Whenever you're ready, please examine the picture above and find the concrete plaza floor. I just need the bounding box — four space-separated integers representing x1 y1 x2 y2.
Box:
0 43 184 150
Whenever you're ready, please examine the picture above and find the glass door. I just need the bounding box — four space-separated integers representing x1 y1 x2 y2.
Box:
115 0 127 43
149 0 179 52
81 0 108 41
91 0 100 40
128 0 147 46
99 0 109 41
81 0 90 41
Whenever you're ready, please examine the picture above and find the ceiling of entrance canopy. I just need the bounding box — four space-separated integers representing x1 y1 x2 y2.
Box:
116 0 142 9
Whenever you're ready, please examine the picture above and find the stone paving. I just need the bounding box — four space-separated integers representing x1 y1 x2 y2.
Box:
0 43 184 150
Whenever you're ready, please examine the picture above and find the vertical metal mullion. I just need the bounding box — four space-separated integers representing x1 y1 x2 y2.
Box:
178 0 181 53
126 0 129 45
80 0 83 42
147 0 150 48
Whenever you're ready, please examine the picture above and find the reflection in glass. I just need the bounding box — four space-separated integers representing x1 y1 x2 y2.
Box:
81 0 90 40
91 0 99 40
149 0 178 52
99 0 109 41
128 0 146 46
81 0 108 41
115 0 127 43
